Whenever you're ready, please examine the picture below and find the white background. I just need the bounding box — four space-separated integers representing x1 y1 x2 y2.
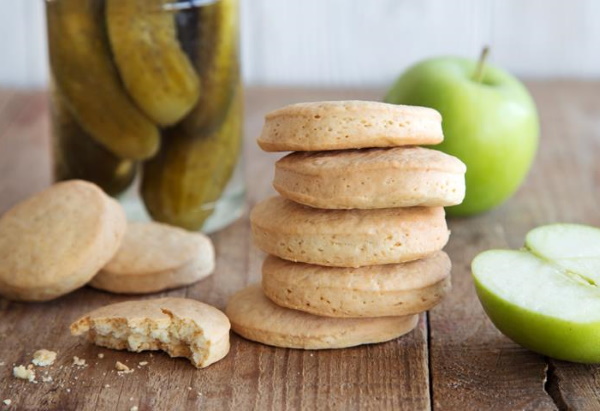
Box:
1 0 599 88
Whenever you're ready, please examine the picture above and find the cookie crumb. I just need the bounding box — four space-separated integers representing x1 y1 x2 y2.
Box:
72 356 86 367
187 386 192 391
13 365 35 382
130 406 138 411
3 399 11 406
32 349 57 367
116 361 134 375
42 376 53 383
138 361 148 366
97 353 104 359
104 384 111 388
0 362 5 366
115 361 129 371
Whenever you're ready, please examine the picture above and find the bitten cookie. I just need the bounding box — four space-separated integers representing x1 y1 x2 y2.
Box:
90 222 215 294
257 101 443 152
262 251 452 318
226 285 418 349
70 298 230 368
250 196 449 267
274 146 466 209
0 180 126 301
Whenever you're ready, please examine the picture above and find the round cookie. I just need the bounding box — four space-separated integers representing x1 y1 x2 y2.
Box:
257 100 443 152
274 146 466 209
262 251 452 318
0 180 126 301
71 297 230 368
226 285 418 349
250 196 449 268
90 222 215 294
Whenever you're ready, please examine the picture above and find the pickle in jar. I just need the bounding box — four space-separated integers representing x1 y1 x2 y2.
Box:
51 93 137 197
105 0 201 126
179 0 240 134
141 89 243 231
46 0 160 160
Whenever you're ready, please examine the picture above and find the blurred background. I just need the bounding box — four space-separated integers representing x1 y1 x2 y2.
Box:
1 0 599 89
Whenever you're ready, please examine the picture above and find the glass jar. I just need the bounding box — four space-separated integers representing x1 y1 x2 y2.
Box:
45 0 244 233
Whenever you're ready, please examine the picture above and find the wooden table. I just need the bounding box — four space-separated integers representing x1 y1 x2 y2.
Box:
0 84 599 410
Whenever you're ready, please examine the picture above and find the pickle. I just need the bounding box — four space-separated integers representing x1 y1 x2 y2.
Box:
106 0 201 126
51 91 136 197
141 89 243 231
46 0 159 160
180 0 239 134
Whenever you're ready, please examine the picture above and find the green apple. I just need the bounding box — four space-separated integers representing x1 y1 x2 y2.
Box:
472 224 600 363
385 49 539 216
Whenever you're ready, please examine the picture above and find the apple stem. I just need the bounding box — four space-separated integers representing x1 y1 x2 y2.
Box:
474 46 490 83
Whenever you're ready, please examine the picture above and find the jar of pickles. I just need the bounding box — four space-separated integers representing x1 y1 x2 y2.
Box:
46 0 243 232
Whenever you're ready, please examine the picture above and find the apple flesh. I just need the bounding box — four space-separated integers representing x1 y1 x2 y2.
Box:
526 223 600 285
472 224 600 363
385 56 539 216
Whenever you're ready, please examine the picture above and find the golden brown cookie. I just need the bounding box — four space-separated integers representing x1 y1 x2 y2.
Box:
226 285 418 349
90 222 215 294
274 146 466 209
70 298 230 368
262 251 451 318
257 101 443 152
0 180 126 301
250 196 449 267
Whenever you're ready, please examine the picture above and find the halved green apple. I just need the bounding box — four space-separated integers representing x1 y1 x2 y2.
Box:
472 224 600 363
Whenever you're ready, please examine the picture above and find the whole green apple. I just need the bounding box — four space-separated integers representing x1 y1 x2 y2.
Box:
472 224 600 363
385 51 539 216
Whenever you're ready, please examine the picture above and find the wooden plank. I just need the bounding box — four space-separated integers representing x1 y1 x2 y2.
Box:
429 81 600 410
533 82 600 411
429 220 556 410
240 0 600 85
0 88 431 411
546 361 600 411
6 0 600 87
2 84 600 410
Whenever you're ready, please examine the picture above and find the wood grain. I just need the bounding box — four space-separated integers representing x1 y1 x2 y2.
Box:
1 84 600 410
526 82 600 411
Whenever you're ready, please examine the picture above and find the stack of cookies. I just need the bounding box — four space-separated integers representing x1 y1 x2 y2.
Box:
227 101 467 350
